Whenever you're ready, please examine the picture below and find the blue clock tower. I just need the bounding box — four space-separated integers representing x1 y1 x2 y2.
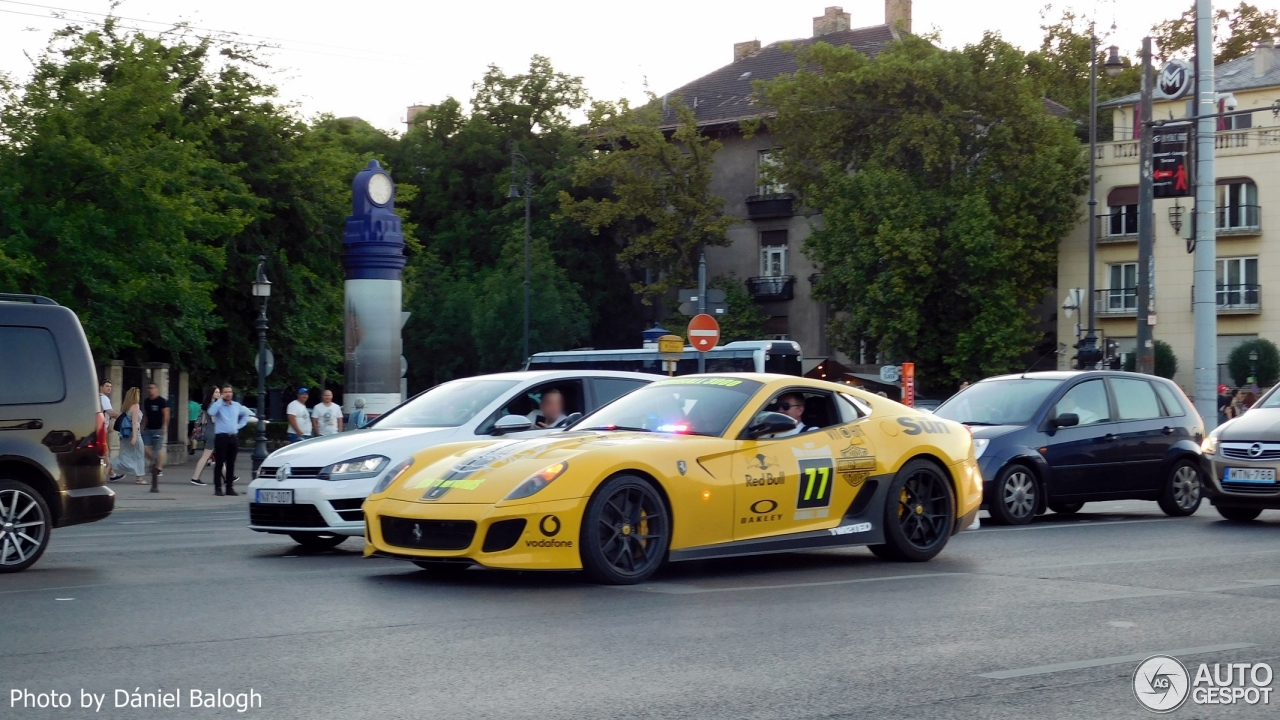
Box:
342 159 406 416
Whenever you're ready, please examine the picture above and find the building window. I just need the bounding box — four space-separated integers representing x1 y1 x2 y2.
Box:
1106 262 1137 312
1216 180 1259 230
1106 204 1138 236
759 230 787 277
757 150 785 195
1216 257 1259 309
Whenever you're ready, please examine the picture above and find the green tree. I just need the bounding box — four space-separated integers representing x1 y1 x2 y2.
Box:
662 274 767 343
1026 8 1142 141
1227 338 1279 386
1153 2 1280 63
559 98 734 305
757 35 1086 392
1123 339 1180 379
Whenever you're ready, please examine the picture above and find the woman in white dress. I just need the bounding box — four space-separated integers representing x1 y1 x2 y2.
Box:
114 387 146 482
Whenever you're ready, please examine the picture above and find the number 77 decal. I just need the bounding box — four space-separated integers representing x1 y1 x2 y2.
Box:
796 458 835 509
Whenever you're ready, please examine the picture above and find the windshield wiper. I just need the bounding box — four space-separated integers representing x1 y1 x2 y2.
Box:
579 425 653 433
961 421 1001 426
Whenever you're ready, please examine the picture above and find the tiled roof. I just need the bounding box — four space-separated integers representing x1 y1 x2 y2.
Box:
1041 97 1071 117
1100 48 1280 108
658 24 898 128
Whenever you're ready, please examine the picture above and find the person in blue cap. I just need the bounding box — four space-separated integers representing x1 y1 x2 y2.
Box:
286 388 311 444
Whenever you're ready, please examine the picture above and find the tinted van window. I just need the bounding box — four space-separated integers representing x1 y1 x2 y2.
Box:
1110 378 1162 420
1054 380 1111 425
0 326 65 405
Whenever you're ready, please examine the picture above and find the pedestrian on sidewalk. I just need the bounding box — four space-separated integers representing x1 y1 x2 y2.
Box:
189 386 220 486
346 397 369 431
187 395 202 455
286 388 311 443
100 379 124 482
207 385 251 496
114 387 147 482
142 383 169 478
312 389 343 436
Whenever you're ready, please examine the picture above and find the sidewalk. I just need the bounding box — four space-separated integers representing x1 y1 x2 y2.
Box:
109 448 257 511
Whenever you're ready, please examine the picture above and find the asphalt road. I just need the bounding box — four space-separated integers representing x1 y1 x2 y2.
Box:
4 500 1279 720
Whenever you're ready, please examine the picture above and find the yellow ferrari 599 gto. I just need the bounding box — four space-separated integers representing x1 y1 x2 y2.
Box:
363 374 981 584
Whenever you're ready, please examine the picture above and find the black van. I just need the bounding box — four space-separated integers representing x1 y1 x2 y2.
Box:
0 294 113 571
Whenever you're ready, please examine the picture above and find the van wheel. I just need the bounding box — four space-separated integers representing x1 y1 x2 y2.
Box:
288 533 347 550
0 479 52 573
1158 460 1202 517
986 465 1038 526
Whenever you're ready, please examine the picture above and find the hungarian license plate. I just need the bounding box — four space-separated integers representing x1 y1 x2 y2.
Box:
1225 468 1277 483
256 489 293 504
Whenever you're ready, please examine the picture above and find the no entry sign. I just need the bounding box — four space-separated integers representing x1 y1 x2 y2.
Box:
687 314 721 352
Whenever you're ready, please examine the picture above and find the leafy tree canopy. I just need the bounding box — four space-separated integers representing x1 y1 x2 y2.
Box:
1228 338 1280 386
1153 2 1280 63
757 35 1086 392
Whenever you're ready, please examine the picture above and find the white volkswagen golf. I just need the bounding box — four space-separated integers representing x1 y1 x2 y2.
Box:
247 370 653 549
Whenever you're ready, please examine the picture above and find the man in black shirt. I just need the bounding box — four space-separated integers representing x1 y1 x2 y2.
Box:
142 383 170 478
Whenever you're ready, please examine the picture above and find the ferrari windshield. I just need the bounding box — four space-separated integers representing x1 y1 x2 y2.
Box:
934 378 1060 426
370 378 519 429
575 377 763 437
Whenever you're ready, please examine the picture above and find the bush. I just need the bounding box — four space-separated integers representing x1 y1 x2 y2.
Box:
237 421 290 447
1122 339 1178 379
1228 338 1280 387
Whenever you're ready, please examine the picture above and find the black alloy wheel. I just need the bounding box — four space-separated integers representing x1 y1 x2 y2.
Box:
1216 506 1263 522
869 459 955 562
986 464 1038 526
1157 460 1202 517
0 479 52 573
581 474 670 585
1048 502 1085 515
288 533 347 550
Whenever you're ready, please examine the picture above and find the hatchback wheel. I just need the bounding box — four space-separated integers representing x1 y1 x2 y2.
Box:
1157 460 1202 517
289 533 347 550
0 479 52 573
1048 502 1085 515
987 465 1038 526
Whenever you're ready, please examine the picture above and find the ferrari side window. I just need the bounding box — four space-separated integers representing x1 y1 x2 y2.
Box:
838 393 871 421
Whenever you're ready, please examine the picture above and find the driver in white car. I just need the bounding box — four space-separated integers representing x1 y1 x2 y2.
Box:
529 388 570 429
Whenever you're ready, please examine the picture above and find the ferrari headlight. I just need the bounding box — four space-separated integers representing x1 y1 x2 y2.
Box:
371 457 414 495
320 455 389 480
972 438 990 459
1201 435 1219 455
504 462 568 501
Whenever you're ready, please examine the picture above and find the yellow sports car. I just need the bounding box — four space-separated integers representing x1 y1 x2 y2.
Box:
363 374 982 584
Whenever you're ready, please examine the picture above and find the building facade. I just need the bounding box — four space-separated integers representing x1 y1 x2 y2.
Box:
1057 44 1280 388
658 5 909 373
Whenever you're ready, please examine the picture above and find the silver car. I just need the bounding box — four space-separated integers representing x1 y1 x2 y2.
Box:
1201 386 1280 521
246 370 654 549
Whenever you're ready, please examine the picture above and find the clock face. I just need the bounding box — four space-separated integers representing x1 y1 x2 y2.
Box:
367 173 393 205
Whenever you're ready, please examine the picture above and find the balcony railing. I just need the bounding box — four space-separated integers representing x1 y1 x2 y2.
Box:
1191 284 1262 314
1216 205 1261 233
1095 288 1137 315
746 275 795 301
745 193 795 220
1097 212 1138 241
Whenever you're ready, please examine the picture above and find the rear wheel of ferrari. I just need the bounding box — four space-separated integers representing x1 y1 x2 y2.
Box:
581 474 670 585
869 459 955 563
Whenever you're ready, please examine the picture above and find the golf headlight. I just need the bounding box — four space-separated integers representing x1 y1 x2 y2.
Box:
1201 435 1219 455
321 455 389 480
371 457 414 495
972 438 990 459
505 462 568 501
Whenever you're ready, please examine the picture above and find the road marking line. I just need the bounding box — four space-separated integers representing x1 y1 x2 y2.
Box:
967 518 1175 533
0 584 107 596
978 643 1256 679
118 521 158 525
613 572 962 595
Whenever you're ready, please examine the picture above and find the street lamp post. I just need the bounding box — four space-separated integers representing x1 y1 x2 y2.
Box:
509 147 533 364
251 256 271 474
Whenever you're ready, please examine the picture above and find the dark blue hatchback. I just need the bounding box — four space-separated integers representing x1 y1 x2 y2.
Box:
933 371 1205 525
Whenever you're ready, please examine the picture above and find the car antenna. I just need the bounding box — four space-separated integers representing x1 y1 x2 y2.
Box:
1022 343 1066 379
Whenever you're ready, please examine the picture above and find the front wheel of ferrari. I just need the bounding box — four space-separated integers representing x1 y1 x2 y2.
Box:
581 474 670 585
869 459 955 563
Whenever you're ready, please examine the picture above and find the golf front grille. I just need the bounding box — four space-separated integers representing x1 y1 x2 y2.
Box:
381 517 476 551
250 503 328 528
329 498 365 523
